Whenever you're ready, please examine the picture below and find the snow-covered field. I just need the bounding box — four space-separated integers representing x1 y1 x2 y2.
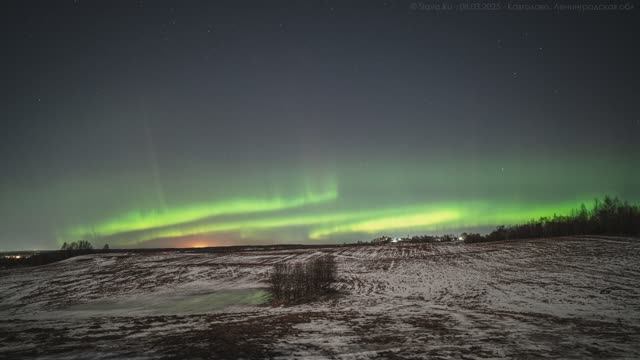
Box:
1 236 639 359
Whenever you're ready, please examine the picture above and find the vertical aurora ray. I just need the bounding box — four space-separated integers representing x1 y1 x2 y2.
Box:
142 107 167 211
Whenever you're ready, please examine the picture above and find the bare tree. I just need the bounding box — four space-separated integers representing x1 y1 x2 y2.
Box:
268 254 337 304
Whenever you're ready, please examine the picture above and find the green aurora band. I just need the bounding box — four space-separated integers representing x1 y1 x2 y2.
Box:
69 198 592 246
2 153 636 249
63 187 338 241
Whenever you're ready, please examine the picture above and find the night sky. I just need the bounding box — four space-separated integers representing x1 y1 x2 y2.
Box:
1 0 639 250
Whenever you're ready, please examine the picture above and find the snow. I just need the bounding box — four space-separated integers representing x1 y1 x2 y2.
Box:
1 236 639 358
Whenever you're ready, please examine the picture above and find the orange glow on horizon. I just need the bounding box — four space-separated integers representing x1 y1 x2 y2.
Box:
190 242 211 248
147 235 227 249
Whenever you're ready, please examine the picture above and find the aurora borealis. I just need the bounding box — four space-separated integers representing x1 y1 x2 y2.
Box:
3 154 637 249
1 1 639 250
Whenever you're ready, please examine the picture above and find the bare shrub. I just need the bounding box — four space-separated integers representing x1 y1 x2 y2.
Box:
269 254 336 304
61 240 94 251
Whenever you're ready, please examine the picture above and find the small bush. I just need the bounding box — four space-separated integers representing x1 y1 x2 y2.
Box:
269 254 337 304
61 240 94 251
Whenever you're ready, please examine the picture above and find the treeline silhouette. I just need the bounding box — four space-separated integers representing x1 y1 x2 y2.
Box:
464 196 640 243
60 240 94 251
